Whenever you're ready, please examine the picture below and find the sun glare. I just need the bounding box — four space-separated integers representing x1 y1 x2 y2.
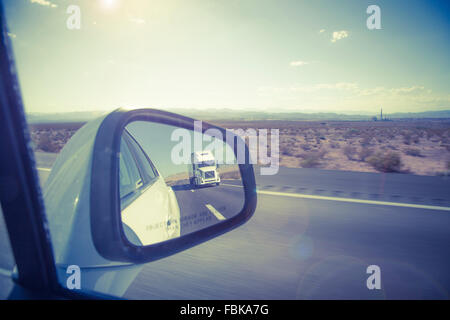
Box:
100 0 119 10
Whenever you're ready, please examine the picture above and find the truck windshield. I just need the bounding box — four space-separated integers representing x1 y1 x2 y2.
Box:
198 161 216 168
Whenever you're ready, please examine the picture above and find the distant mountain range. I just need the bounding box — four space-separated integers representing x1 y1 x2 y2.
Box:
26 109 450 123
26 111 108 123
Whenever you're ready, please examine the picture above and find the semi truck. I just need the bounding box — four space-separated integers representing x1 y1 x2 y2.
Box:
189 150 221 187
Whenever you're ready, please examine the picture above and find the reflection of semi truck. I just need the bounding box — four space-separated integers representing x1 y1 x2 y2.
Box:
189 151 221 187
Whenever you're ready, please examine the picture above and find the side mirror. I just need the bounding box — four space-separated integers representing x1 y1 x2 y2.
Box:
89 108 257 263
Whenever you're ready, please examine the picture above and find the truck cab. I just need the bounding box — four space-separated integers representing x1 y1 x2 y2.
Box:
190 151 221 187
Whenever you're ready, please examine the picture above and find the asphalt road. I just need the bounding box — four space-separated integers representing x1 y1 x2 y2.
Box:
252 166 450 207
2 151 449 299
124 193 450 299
173 183 245 236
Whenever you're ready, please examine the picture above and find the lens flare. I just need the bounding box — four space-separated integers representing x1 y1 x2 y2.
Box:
100 0 119 10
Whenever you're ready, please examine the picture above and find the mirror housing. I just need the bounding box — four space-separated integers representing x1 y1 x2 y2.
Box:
90 108 257 263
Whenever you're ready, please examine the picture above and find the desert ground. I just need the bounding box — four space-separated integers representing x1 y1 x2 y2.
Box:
29 119 450 176
214 119 450 176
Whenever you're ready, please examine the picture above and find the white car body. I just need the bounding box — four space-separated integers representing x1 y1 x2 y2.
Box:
43 114 180 296
121 176 180 246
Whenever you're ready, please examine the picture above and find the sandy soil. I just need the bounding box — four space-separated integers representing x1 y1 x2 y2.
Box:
30 119 450 176
212 119 450 176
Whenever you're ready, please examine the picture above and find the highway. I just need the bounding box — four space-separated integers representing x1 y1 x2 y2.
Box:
172 183 245 236
3 151 450 299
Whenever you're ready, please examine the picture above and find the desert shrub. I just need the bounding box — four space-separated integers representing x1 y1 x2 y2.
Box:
360 135 373 147
300 158 320 168
37 133 60 153
387 133 396 139
299 149 327 159
403 133 412 145
299 149 327 168
280 146 294 157
329 141 340 149
318 149 328 158
366 152 403 172
436 160 450 176
359 147 374 161
343 145 358 161
344 129 360 139
301 144 312 151
404 148 423 157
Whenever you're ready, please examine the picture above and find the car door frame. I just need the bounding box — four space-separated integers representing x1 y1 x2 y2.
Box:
0 4 114 300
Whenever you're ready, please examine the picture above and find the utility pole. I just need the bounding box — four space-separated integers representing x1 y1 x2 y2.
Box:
380 107 383 121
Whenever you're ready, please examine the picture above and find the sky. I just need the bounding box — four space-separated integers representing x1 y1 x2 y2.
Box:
126 121 236 177
3 0 450 114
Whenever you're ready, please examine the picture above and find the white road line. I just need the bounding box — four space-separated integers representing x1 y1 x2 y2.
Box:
222 183 450 212
35 172 450 212
258 190 450 212
205 204 226 220
191 190 195 192
0 268 12 278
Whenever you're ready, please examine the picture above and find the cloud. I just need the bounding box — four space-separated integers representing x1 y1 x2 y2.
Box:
390 86 426 94
30 0 58 8
290 61 309 67
315 82 358 90
293 82 359 92
319 29 326 33
331 30 349 43
260 82 359 93
259 83 433 98
7 32 16 39
358 86 427 96
257 82 447 112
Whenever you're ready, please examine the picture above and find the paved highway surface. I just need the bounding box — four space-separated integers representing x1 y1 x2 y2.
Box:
172 183 245 236
1 151 449 299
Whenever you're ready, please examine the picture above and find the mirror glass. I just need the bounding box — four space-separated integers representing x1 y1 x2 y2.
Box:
119 121 245 246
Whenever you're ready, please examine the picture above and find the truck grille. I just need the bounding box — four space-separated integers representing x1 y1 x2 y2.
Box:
204 171 215 179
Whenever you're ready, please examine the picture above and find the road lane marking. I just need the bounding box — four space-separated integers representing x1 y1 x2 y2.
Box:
205 204 226 220
0 268 12 278
222 183 243 188
258 190 450 212
191 190 195 192
35 173 450 212
222 183 450 212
